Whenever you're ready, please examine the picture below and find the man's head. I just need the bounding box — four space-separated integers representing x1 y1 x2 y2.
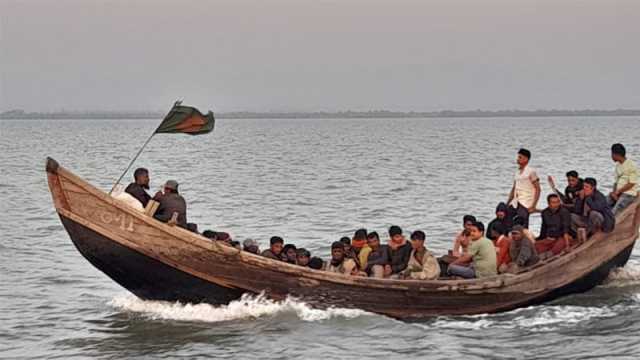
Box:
490 222 507 240
584 177 597 196
410 230 426 250
367 231 380 249
566 170 581 188
164 180 179 194
460 229 471 247
270 236 284 255
388 225 404 243
331 241 345 262
340 236 352 251
353 228 367 241
202 230 217 240
463 215 477 229
495 203 508 219
282 244 297 261
468 221 485 241
517 148 531 167
611 143 626 163
133 168 150 189
547 193 561 210
510 225 524 242
296 248 311 266
308 257 324 270
243 238 259 254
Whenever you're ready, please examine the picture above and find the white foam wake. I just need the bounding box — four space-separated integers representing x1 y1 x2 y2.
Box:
605 261 640 287
109 293 368 323
427 305 619 333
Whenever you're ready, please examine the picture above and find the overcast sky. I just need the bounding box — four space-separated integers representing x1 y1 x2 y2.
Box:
1 0 639 112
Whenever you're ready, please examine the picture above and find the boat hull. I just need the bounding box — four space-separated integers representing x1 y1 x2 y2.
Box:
46 157 640 319
61 215 245 304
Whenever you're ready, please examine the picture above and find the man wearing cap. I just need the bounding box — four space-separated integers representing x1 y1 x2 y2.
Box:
324 241 358 276
296 248 311 267
504 225 539 273
507 148 541 228
153 180 188 228
608 143 638 215
242 239 260 254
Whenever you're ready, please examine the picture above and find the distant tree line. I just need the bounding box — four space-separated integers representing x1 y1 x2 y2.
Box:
2 108 640 120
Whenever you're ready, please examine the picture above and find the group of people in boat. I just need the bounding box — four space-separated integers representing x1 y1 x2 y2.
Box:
119 143 637 280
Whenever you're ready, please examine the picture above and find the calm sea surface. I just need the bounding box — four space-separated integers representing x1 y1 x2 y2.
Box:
1 116 640 359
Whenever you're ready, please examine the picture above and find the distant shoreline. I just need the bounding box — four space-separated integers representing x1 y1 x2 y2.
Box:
2 109 640 120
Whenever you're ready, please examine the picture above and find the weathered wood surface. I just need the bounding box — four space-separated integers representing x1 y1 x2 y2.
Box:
46 157 640 318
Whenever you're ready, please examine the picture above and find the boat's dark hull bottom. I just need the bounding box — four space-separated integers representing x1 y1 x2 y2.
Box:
61 215 245 304
61 214 636 316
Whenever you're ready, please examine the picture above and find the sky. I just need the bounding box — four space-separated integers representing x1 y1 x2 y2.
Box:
1 0 639 112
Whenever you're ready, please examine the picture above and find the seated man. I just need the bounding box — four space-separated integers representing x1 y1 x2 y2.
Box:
153 180 187 228
242 238 260 254
503 225 539 273
572 178 615 234
364 231 390 278
491 223 511 271
609 143 638 215
308 256 324 270
296 248 311 267
548 170 583 212
340 236 361 269
448 221 497 279
351 228 370 258
125 167 152 207
261 236 284 260
281 244 297 264
324 241 358 275
452 215 476 256
535 194 572 258
401 230 440 280
487 203 512 240
387 225 413 277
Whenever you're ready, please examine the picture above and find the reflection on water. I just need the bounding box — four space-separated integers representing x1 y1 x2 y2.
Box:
1 117 640 359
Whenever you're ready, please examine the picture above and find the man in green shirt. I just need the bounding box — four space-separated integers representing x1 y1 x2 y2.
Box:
609 143 638 215
448 221 497 278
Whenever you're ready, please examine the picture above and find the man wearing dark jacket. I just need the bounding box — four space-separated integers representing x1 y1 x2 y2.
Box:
387 225 412 277
572 177 615 234
153 180 187 228
364 231 389 277
535 194 572 258
125 167 152 207
487 202 512 240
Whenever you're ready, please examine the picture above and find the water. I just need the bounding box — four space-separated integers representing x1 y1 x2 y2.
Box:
1 116 640 359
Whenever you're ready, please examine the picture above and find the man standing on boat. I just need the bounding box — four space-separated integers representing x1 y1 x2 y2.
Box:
507 148 541 228
609 143 638 215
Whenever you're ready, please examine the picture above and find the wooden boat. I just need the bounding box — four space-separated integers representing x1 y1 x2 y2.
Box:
46 157 640 319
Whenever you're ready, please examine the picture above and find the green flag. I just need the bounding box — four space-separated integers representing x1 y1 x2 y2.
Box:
155 101 215 135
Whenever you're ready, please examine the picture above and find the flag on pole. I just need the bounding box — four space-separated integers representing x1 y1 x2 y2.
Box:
155 101 215 135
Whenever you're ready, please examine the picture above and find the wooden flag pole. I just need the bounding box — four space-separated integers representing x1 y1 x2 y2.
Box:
108 131 157 195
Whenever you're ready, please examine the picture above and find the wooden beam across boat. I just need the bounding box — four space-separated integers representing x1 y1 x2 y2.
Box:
45 157 640 319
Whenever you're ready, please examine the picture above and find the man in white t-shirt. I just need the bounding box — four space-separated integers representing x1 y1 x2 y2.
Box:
506 148 541 228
